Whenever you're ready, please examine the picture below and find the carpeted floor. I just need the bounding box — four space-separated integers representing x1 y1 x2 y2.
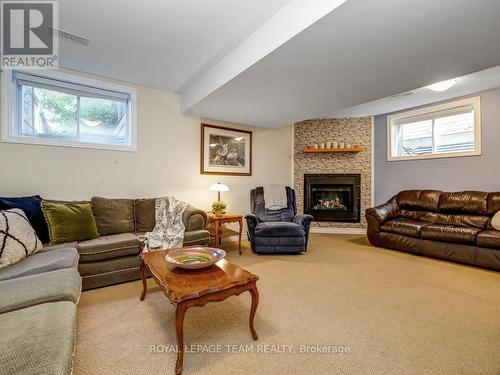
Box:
74 234 500 375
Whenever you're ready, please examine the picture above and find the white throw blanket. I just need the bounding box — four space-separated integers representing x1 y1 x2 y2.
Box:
144 196 188 251
263 184 288 210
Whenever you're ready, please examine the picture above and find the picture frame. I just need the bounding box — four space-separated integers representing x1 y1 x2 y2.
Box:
200 124 252 176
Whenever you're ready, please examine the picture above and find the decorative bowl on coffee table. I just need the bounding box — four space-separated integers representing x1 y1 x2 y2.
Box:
165 247 227 269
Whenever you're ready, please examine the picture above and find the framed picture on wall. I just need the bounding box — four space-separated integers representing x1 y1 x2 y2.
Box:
201 124 252 176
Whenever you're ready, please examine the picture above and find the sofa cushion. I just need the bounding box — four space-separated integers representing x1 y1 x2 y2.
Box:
399 210 489 229
431 213 489 229
438 191 488 215
0 209 43 269
42 200 99 244
134 198 156 232
399 209 437 223
380 218 430 238
420 224 481 244
0 195 49 243
0 301 76 375
91 197 135 235
183 230 210 245
0 268 81 314
255 222 305 237
476 230 500 250
41 241 78 252
78 255 141 290
397 190 442 212
78 254 141 276
78 255 142 290
0 247 79 282
76 233 140 262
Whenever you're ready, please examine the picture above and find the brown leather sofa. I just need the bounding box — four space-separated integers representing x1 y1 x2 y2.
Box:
366 190 500 271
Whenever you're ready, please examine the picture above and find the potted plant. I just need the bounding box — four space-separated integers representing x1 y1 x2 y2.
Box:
211 201 227 217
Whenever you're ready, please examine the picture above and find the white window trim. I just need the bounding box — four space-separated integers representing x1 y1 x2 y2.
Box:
386 96 481 162
1 69 137 152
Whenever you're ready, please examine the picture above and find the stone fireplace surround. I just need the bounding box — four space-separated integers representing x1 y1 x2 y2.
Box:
294 117 373 232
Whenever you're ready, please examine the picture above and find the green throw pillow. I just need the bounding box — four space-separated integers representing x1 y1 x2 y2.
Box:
42 200 99 245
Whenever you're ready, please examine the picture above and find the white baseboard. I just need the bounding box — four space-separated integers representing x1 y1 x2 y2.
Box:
310 227 367 235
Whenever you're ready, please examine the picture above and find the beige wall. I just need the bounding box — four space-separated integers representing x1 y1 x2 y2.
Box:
0 70 293 217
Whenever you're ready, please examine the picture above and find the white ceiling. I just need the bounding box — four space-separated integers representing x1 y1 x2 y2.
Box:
328 65 500 118
59 0 500 128
58 0 291 91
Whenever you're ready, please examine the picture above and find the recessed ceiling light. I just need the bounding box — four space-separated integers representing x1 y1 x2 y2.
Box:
427 78 458 92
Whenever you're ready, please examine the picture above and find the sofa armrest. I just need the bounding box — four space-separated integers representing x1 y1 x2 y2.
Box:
365 199 400 224
182 206 208 231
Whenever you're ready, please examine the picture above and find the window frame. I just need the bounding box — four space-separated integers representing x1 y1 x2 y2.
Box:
1 69 137 152
386 96 481 162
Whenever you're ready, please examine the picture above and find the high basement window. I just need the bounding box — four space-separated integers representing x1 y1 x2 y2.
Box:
2 70 137 151
387 97 481 161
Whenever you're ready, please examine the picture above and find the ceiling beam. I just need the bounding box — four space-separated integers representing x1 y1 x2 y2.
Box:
180 0 347 113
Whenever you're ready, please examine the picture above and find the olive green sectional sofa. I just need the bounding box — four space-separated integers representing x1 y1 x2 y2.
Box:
0 246 81 374
42 197 210 290
0 196 209 374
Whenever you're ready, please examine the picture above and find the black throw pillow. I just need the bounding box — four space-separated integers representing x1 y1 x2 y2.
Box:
0 195 49 243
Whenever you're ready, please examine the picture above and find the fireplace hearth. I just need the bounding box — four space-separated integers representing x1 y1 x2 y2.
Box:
304 174 361 222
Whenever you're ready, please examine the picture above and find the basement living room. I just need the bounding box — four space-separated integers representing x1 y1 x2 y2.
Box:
0 1 499 375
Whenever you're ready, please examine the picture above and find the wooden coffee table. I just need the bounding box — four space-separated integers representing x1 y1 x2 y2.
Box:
140 248 259 375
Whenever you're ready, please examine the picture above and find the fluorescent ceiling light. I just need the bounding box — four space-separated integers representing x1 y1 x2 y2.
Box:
427 78 458 92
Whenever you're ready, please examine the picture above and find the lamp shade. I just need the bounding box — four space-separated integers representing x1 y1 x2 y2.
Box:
209 183 229 192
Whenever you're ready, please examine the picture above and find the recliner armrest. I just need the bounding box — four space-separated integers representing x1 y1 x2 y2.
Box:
245 214 260 249
294 213 314 251
293 213 314 227
245 214 260 230
365 199 400 224
182 206 208 231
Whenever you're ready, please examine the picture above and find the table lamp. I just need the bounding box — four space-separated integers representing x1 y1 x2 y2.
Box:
209 182 229 202
209 182 229 216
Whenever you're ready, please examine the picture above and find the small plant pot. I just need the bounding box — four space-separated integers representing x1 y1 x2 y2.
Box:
213 209 224 217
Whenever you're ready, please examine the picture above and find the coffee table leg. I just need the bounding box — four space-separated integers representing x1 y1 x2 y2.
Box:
175 302 187 375
140 259 147 301
249 282 259 340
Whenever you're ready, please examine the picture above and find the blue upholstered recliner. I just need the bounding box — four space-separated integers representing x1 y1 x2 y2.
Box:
245 186 314 253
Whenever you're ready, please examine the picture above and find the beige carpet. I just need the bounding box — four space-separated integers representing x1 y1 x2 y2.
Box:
74 234 500 375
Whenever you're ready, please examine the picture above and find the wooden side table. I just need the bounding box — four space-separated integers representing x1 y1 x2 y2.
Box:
207 212 243 255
